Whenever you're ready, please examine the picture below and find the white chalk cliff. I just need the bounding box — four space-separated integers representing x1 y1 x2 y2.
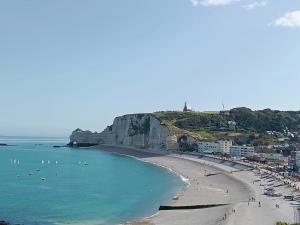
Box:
69 114 178 150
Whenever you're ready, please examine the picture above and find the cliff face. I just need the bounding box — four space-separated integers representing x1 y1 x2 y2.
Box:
69 114 178 150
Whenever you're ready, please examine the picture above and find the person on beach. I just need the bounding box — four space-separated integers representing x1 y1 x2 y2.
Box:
259 202 261 207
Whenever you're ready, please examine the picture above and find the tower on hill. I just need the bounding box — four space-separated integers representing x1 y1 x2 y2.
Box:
183 102 193 112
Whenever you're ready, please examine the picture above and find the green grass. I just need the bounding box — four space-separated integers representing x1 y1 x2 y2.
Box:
152 109 300 144
276 222 300 225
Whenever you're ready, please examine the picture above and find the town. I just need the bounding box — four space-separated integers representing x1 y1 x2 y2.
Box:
176 102 300 188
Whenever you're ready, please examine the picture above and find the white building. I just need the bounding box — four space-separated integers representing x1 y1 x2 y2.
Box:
197 139 232 154
197 141 219 154
230 145 254 157
258 153 287 161
219 140 233 154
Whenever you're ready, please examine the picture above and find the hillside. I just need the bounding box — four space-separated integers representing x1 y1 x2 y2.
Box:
153 108 300 146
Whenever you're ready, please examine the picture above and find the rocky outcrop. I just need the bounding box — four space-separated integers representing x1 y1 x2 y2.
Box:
69 114 178 150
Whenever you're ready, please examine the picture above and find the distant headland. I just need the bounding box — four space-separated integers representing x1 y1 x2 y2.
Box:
69 106 300 153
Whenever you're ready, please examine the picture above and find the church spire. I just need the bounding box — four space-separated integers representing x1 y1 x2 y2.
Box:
183 101 191 112
183 102 187 111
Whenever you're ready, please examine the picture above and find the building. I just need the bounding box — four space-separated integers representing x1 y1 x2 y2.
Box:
197 139 232 154
219 110 230 116
290 151 300 173
219 139 233 154
227 121 236 130
257 153 287 162
183 102 193 112
197 141 219 154
230 145 255 157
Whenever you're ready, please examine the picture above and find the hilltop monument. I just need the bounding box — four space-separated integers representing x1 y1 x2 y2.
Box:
183 102 193 112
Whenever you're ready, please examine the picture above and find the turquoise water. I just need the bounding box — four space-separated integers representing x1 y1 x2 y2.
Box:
0 137 184 225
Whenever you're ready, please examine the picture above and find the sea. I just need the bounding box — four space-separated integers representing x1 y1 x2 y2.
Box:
0 136 185 225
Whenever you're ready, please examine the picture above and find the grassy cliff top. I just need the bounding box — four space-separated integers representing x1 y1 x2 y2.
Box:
153 108 300 145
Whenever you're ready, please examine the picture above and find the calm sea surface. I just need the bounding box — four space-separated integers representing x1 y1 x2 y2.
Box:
0 137 184 225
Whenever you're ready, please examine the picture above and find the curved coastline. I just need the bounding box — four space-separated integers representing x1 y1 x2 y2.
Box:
91 146 190 223
101 148 190 187
93 145 296 225
93 145 251 225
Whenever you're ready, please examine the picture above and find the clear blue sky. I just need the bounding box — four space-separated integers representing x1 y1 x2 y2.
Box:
0 0 299 137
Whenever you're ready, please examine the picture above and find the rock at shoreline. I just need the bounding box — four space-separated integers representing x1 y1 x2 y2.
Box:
0 143 15 147
52 145 67 148
0 220 9 225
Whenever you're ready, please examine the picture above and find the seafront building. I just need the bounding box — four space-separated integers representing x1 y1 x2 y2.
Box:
290 151 300 173
230 145 255 157
197 140 232 154
257 153 287 161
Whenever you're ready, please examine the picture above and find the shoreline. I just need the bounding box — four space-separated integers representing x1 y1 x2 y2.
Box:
93 145 296 225
94 145 248 225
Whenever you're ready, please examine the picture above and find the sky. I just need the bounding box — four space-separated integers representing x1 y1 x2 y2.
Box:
0 0 299 137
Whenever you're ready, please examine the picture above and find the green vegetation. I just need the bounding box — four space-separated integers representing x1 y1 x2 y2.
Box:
276 222 300 225
153 108 300 145
230 108 300 133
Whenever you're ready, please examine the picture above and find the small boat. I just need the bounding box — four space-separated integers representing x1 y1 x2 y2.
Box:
41 177 46 181
28 172 33 176
173 196 179 200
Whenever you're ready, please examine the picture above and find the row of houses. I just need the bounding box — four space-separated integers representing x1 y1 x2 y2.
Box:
196 139 254 157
